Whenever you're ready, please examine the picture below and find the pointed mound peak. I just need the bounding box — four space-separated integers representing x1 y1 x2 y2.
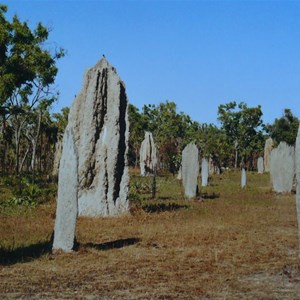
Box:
94 56 109 69
91 56 120 76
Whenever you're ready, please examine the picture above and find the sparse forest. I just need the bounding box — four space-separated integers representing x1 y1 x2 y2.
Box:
0 4 298 183
0 4 299 207
127 100 298 173
1 4 300 299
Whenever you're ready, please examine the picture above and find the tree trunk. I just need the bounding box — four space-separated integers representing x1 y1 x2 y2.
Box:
1 114 7 175
39 132 43 172
31 142 37 181
234 149 238 169
19 147 30 174
30 111 42 182
15 127 21 175
234 140 238 169
14 117 27 176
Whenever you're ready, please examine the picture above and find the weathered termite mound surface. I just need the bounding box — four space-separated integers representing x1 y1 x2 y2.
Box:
270 141 294 193
52 57 129 251
241 168 247 188
264 137 274 172
140 131 157 176
201 158 208 187
181 142 199 198
257 156 264 174
60 57 129 217
53 127 78 252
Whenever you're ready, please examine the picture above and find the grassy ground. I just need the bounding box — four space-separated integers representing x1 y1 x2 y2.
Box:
0 170 300 299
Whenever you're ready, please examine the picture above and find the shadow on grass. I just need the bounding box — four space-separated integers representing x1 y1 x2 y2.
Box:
83 237 141 251
0 238 53 266
1 236 141 265
142 202 189 213
156 196 183 201
200 192 220 200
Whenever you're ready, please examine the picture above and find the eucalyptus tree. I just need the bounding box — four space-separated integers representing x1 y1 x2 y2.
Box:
197 123 231 170
265 108 299 146
218 101 265 168
24 99 56 179
129 100 265 173
141 101 198 173
0 5 64 175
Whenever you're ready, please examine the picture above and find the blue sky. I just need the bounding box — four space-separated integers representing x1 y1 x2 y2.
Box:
4 0 300 126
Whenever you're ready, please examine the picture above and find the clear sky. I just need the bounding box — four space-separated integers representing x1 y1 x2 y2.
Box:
4 0 300 126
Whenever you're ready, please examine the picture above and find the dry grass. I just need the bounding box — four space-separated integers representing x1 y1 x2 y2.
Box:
0 170 300 299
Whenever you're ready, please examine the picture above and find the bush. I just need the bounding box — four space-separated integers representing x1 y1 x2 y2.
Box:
129 180 143 204
10 178 42 207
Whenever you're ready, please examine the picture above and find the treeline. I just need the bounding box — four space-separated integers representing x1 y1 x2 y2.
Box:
0 4 299 179
128 101 299 173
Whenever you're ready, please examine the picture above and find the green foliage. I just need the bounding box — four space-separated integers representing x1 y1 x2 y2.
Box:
9 195 35 207
142 101 198 146
140 101 200 173
265 108 299 146
129 183 142 204
1 175 17 186
217 101 265 168
197 123 231 168
52 107 69 134
0 175 56 210
129 178 148 205
10 177 41 207
0 10 64 104
130 177 152 194
0 5 64 176
128 100 246 173
21 178 41 200
128 104 145 166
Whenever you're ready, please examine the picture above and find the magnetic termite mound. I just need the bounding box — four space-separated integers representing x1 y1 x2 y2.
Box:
53 57 129 252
